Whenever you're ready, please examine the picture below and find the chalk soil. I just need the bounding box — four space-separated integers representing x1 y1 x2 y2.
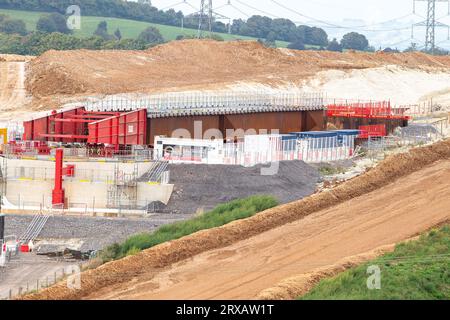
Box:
0 55 32 122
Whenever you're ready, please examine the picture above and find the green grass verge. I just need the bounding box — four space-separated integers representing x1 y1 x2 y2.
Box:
0 8 290 47
99 195 279 262
300 225 450 300
318 165 347 176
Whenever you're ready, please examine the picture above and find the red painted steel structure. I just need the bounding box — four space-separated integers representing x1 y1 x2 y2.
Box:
358 124 387 139
52 149 75 206
327 101 411 120
87 109 147 145
23 108 147 146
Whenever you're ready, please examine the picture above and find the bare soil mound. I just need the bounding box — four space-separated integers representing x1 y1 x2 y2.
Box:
24 138 450 300
26 40 450 99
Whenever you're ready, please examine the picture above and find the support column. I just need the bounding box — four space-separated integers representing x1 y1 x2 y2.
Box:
52 149 65 206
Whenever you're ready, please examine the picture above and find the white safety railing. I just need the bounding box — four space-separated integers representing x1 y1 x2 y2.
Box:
159 135 357 167
19 212 51 244
85 91 325 115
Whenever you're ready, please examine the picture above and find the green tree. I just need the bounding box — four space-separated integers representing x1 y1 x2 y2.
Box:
326 38 343 52
264 31 277 48
0 17 27 35
271 18 297 42
137 26 164 45
0 33 26 54
308 27 328 46
114 28 122 40
36 15 55 33
230 18 246 35
287 40 305 50
294 25 308 44
240 15 273 38
93 21 113 40
103 38 147 50
341 32 369 51
36 13 71 34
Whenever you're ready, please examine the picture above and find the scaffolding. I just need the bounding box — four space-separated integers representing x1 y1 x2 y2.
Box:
106 163 138 209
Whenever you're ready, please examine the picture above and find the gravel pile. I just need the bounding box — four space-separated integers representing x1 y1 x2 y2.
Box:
166 161 320 214
4 214 186 252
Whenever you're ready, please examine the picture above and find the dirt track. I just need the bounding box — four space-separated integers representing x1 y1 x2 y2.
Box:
0 61 27 110
87 159 450 299
0 55 33 122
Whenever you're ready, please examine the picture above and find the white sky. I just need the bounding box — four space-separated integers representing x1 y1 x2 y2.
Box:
150 0 450 49
152 0 405 23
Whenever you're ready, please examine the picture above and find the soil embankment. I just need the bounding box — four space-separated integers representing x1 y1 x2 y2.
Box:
25 40 450 107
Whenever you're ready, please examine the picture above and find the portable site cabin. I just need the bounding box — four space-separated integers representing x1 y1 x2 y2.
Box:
154 136 224 164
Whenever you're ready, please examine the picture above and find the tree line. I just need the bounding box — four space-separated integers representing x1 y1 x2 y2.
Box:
0 11 166 55
0 0 357 48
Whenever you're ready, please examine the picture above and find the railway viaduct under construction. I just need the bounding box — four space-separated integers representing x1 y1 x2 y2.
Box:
21 91 410 148
22 92 326 146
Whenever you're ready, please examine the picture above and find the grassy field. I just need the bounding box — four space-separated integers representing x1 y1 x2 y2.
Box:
0 8 290 47
300 225 450 300
99 195 278 261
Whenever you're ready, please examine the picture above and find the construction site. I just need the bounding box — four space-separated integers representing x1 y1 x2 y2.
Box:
1 11 450 300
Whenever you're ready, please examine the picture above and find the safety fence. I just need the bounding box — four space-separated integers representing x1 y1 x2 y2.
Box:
366 122 446 160
0 161 168 185
0 263 82 300
226 138 355 166
85 91 325 114
2 195 166 215
402 101 448 117
1 166 122 183
326 101 410 119
159 135 357 167
1 144 155 162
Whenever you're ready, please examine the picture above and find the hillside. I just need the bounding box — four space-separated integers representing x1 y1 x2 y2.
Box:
26 40 450 100
0 8 289 46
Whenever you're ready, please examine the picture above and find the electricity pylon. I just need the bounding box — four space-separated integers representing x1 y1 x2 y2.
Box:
413 0 450 52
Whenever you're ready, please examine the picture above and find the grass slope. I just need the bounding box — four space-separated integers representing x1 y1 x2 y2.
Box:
301 225 450 300
100 195 279 261
0 8 290 47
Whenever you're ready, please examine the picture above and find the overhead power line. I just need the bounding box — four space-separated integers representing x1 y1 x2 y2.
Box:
160 1 187 11
271 0 421 32
270 0 342 27
160 0 199 12
212 1 251 18
234 0 282 19
412 0 450 52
